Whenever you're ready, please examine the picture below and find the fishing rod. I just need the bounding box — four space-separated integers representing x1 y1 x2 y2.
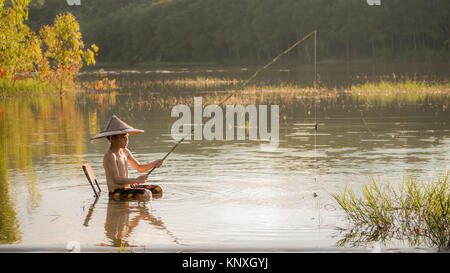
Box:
148 30 318 175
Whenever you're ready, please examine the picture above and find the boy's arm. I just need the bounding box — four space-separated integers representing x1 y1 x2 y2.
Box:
105 153 145 185
125 148 163 173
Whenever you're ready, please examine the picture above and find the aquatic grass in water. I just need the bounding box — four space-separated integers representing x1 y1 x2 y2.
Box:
351 80 450 94
162 77 240 88
332 172 450 251
0 77 86 98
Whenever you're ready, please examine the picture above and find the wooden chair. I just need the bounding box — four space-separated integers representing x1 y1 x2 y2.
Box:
82 163 101 197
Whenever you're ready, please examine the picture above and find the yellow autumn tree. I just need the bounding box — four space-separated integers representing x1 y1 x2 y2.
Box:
39 12 98 94
0 0 98 95
0 0 42 84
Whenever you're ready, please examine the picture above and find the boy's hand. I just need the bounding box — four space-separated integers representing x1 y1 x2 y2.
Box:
153 159 163 168
136 174 148 184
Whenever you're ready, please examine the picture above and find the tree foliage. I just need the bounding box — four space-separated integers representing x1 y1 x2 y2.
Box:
39 12 97 90
0 0 97 92
0 0 41 81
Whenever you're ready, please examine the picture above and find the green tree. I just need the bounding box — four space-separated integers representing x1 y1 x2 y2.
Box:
39 12 97 93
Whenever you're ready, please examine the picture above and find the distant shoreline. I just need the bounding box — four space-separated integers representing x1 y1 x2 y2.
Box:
86 58 450 70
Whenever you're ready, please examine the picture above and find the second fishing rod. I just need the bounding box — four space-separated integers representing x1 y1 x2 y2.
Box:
148 30 318 176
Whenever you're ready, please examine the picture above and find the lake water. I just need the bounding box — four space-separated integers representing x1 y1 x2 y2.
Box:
0 63 449 252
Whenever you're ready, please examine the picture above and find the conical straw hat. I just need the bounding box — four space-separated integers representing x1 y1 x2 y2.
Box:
91 115 144 140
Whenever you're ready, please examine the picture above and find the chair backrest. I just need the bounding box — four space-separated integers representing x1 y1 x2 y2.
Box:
83 163 96 180
82 163 101 197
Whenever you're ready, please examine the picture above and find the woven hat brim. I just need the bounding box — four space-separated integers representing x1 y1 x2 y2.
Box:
91 129 144 140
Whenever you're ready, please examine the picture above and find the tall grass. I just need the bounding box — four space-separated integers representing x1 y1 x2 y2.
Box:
0 78 59 98
332 172 449 251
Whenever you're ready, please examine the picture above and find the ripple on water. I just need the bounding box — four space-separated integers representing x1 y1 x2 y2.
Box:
157 182 237 207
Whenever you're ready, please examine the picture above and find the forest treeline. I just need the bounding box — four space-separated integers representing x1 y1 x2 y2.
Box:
28 0 450 64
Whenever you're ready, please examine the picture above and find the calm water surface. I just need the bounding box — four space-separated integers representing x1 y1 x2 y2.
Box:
1 63 449 251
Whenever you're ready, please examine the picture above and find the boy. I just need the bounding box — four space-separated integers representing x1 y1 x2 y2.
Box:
92 115 163 200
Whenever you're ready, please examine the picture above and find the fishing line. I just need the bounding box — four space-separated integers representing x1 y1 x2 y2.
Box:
360 109 376 137
312 31 322 228
314 29 317 89
314 30 318 183
314 100 317 183
148 30 318 175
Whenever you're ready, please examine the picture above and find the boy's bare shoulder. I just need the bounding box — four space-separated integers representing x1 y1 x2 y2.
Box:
123 148 132 157
103 150 117 162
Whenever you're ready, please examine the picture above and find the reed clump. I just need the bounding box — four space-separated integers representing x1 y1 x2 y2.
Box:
332 172 449 251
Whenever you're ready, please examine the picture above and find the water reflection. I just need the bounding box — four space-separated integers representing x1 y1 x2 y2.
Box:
104 199 182 247
0 95 90 243
0 108 20 243
0 63 448 249
83 196 99 227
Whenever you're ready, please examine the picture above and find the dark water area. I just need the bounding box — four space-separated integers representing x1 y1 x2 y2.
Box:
0 62 448 251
